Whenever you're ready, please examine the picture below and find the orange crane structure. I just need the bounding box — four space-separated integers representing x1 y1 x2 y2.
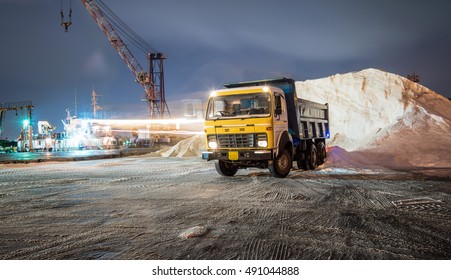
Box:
64 0 170 118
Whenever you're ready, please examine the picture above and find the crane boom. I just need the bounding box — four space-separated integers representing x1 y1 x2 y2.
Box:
80 0 170 118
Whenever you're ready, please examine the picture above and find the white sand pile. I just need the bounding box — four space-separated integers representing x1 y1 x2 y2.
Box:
148 135 205 158
297 68 451 170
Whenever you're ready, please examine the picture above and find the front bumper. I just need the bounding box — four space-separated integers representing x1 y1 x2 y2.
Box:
202 150 272 161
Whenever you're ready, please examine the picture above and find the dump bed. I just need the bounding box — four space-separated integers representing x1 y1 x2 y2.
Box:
297 99 329 140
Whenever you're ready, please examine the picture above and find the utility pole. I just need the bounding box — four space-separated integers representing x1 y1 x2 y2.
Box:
27 108 32 151
91 89 102 118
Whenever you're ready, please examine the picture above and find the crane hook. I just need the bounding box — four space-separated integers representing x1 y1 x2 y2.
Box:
60 0 72 32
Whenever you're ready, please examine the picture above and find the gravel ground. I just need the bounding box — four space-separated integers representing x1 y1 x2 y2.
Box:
0 157 450 260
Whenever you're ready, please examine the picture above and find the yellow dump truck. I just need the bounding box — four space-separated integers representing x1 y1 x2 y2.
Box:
202 78 329 178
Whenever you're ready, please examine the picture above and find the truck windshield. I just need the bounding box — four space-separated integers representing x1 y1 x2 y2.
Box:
206 92 271 120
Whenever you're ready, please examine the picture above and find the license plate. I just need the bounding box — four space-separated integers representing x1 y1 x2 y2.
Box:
228 151 239 161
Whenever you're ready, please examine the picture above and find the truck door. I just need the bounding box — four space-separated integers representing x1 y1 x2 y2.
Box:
273 92 288 149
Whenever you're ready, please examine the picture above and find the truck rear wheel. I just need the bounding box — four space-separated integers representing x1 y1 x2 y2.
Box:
269 149 292 178
316 142 327 165
305 144 318 170
215 160 238 176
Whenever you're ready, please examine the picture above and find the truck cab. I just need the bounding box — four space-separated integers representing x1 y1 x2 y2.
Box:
202 78 329 178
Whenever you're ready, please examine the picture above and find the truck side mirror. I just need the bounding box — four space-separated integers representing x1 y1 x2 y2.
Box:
275 107 282 116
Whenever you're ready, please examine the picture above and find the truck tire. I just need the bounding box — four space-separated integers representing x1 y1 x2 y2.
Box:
269 149 292 178
305 144 318 170
316 142 326 165
215 160 238 176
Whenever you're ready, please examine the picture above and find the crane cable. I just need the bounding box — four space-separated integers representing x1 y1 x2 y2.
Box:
97 0 157 53
96 0 158 54
59 0 156 54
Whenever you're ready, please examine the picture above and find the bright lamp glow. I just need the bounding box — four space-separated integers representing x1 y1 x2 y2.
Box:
257 140 268 147
22 119 29 127
262 86 270 92
208 141 218 149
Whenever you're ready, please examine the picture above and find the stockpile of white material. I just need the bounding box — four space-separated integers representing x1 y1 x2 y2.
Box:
296 68 451 169
148 135 205 158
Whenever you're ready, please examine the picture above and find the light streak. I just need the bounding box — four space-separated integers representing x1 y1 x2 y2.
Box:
77 118 204 126
109 129 204 135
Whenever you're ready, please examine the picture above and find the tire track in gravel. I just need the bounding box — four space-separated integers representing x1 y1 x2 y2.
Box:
321 182 397 210
279 176 451 259
0 169 23 176
240 238 264 260
1 157 451 260
269 242 291 260
232 176 320 260
1 227 121 259
392 198 451 216
192 172 292 260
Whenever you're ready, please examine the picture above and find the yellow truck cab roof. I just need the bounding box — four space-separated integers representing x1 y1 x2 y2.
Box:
210 85 282 97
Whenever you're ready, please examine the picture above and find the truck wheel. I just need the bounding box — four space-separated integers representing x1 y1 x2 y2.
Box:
305 144 318 170
296 147 308 170
316 142 326 165
215 160 238 176
269 149 292 178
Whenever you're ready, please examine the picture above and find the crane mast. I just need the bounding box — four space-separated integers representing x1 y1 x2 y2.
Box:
80 0 170 118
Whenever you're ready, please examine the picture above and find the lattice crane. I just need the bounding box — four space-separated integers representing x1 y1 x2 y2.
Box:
64 0 170 118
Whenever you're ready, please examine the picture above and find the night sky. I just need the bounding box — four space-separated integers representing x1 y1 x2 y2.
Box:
1 0 450 139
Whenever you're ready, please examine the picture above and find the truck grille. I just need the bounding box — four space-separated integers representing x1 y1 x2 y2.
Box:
217 134 255 148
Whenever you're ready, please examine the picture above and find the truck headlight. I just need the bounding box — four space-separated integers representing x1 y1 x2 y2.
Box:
257 140 268 147
208 141 218 149
207 135 218 149
256 133 268 147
